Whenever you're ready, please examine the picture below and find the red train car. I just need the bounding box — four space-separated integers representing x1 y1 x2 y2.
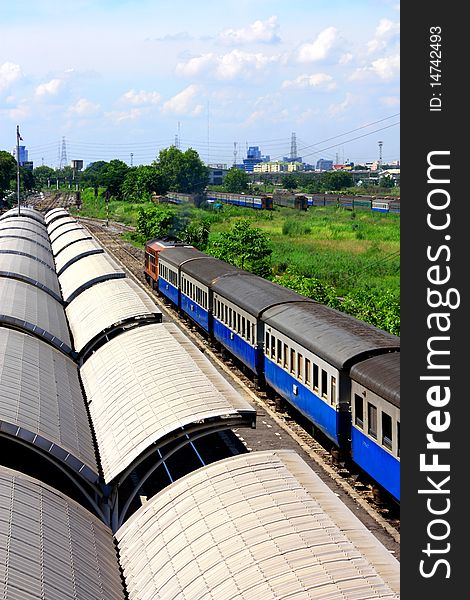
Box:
144 237 193 289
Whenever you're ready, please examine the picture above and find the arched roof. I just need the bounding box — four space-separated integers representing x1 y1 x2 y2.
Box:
0 327 98 481
58 252 126 304
0 253 62 302
0 206 45 225
44 207 70 225
0 466 125 600
0 217 50 242
51 227 92 255
66 278 162 355
47 215 78 236
116 450 400 599
0 277 72 354
80 323 255 484
0 236 55 269
54 238 104 275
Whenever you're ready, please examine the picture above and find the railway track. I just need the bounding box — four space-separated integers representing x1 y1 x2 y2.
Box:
28 196 400 557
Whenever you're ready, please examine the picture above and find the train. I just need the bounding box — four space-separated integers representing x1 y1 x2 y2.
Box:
154 189 400 213
144 237 401 502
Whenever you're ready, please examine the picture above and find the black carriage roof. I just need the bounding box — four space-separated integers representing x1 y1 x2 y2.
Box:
350 353 400 408
182 257 241 286
158 246 209 267
212 273 307 317
263 301 400 370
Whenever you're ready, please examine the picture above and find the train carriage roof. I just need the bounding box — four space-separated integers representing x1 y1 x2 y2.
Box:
181 256 240 286
350 352 400 408
0 466 125 600
158 245 208 268
115 449 400 599
263 301 400 369
212 272 308 317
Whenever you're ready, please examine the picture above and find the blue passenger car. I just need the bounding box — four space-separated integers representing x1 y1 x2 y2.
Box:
262 302 399 447
350 353 400 501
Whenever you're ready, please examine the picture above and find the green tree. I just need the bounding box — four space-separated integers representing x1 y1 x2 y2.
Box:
0 150 17 202
181 217 211 250
122 165 166 202
320 171 354 191
223 167 249 193
339 289 400 336
136 204 177 240
81 161 109 189
155 146 209 194
281 174 297 190
208 219 272 277
33 165 55 189
272 269 339 308
379 175 395 188
102 159 129 197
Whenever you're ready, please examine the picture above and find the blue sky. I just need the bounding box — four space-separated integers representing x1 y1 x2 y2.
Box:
0 0 400 168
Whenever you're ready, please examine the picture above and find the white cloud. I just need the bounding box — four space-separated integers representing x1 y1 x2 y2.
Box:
161 85 204 116
367 19 400 54
105 108 145 122
219 16 280 45
297 27 338 63
215 49 277 80
0 62 22 91
120 89 161 105
328 93 354 117
68 98 100 116
282 73 336 91
350 53 399 81
381 95 400 107
339 53 353 65
35 78 63 97
176 53 215 77
0 104 31 121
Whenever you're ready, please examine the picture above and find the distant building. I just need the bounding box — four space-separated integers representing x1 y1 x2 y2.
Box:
242 146 270 172
70 160 84 171
23 161 34 171
207 164 229 185
316 158 333 171
12 145 28 166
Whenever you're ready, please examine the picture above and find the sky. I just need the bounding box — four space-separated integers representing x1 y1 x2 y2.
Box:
0 0 400 169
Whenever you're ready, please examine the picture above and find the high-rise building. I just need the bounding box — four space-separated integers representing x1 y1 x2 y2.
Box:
12 145 28 166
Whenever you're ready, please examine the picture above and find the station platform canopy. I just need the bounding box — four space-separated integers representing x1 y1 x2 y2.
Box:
0 206 45 225
116 449 400 600
80 323 256 486
0 236 55 269
0 253 62 302
51 226 93 255
0 277 72 355
54 238 104 275
0 326 99 483
66 278 162 356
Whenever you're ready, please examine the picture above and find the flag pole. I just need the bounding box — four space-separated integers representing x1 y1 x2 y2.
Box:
16 125 21 216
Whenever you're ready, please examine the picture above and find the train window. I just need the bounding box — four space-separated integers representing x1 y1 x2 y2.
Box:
321 370 328 399
397 422 400 457
283 344 288 369
313 364 319 391
290 349 296 374
241 317 246 338
224 305 228 324
277 340 282 365
368 403 377 439
305 358 311 386
331 376 336 405
382 412 393 451
297 353 303 381
265 332 270 356
354 395 364 428
237 313 240 333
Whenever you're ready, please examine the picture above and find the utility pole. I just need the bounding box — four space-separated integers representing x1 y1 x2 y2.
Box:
105 190 110 227
130 152 134 166
16 125 22 216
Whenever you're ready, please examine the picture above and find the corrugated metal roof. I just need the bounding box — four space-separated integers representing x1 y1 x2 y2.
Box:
0 465 125 600
47 215 78 236
0 327 98 479
58 252 126 304
80 323 255 483
116 449 400 599
0 253 62 302
44 207 70 225
0 277 72 354
263 301 400 369
66 278 162 354
51 227 93 256
0 237 55 268
0 207 45 224
350 352 400 408
0 218 50 241
159 246 209 267
54 238 104 275
212 272 305 317
182 256 241 286
0 231 52 252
